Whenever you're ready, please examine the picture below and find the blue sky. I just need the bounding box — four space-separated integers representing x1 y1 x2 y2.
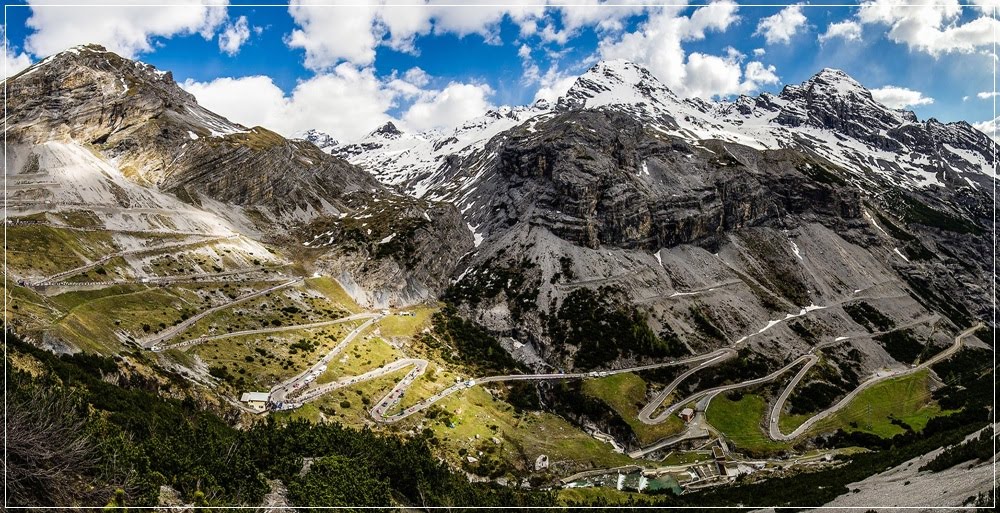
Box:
2 1 997 141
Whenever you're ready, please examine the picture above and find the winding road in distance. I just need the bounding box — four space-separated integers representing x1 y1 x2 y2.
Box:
279 343 733 423
142 278 303 350
269 315 380 405
767 323 981 441
35 234 236 286
144 273 975 452
157 312 375 351
268 302 981 450
275 311 972 453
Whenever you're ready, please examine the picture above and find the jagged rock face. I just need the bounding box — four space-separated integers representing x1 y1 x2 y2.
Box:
6 44 243 186
465 109 862 252
6 44 192 145
163 127 380 216
371 121 404 139
770 68 995 171
773 69 905 148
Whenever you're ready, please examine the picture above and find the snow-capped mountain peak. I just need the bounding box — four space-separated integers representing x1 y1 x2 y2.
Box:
369 121 407 140
295 129 339 151
769 68 928 156
806 68 868 94
556 59 680 113
330 100 553 196
333 59 994 202
786 68 894 120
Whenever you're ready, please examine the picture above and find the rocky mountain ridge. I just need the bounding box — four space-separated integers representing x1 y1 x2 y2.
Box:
333 60 994 201
332 102 552 197
331 59 994 379
3 44 472 307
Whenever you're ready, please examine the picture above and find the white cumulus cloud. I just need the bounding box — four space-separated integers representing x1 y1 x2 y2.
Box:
598 1 778 99
533 74 577 104
286 0 547 70
858 0 1000 56
532 64 585 104
4 48 32 79
402 67 430 87
2 27 32 79
403 82 494 132
869 86 935 109
754 4 808 45
976 91 999 99
819 20 862 43
287 2 380 69
183 65 397 142
553 0 648 34
23 0 228 58
218 15 253 56
683 52 744 98
972 116 998 141
184 62 494 141
743 61 780 90
430 2 545 43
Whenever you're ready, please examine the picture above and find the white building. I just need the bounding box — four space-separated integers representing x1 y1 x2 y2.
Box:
240 392 270 412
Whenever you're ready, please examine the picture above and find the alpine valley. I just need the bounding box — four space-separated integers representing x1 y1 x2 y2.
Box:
5 45 996 509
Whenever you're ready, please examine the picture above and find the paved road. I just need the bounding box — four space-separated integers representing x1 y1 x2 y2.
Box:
767 323 981 441
817 313 940 348
38 265 292 294
5 219 225 237
628 410 714 458
269 315 380 404
631 312 944 443
728 283 909 349
237 288 973 460
635 279 743 304
281 338 733 423
142 278 303 349
4 200 221 218
36 234 236 286
154 312 374 352
552 267 660 292
377 350 729 423
640 353 817 425
272 292 882 426
637 349 737 424
754 313 943 434
766 355 820 439
284 357 431 413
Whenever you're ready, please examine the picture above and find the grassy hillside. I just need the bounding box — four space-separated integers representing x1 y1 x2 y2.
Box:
6 332 555 508
582 372 685 446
